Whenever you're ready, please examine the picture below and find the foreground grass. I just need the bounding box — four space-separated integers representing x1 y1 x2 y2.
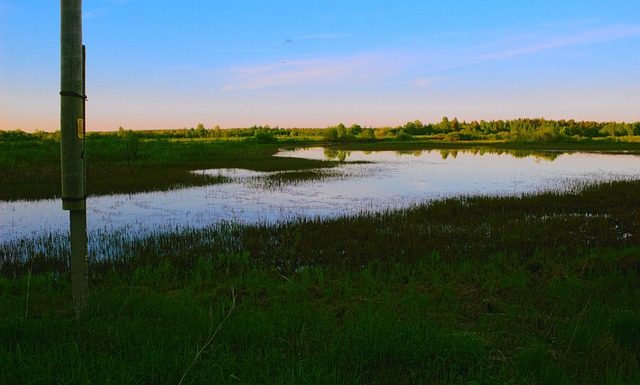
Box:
1 248 638 384
1 180 639 384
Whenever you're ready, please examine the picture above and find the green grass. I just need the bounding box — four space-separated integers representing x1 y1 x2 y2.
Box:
1 179 639 384
0 136 336 200
1 248 638 384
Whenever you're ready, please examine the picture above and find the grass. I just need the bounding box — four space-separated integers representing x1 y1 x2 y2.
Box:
1 179 639 384
0 136 336 201
1 249 638 384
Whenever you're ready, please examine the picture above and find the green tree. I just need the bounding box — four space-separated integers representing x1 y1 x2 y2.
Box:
254 128 277 144
438 116 450 133
395 130 413 141
118 127 140 158
451 117 460 132
359 129 375 140
348 124 362 136
324 127 339 142
196 123 207 138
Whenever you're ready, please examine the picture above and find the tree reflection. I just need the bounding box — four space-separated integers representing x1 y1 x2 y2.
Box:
324 149 350 162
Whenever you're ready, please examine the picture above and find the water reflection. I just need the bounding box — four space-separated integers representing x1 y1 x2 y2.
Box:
2 148 639 244
320 147 564 162
323 149 350 162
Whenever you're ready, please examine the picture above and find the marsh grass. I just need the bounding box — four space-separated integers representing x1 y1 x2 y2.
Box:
1 179 639 383
0 137 335 201
249 168 355 190
4 134 640 201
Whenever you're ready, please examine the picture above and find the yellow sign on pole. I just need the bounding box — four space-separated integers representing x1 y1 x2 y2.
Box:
77 119 84 139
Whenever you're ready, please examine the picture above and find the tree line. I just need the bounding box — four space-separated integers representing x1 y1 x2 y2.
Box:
322 118 640 143
2 118 640 143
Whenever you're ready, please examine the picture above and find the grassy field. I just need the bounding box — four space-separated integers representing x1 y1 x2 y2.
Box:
0 135 339 201
1 177 639 384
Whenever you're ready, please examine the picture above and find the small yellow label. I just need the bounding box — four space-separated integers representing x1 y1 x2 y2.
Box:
77 119 84 139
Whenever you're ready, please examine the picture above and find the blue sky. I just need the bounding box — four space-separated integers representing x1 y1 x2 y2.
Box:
1 0 640 132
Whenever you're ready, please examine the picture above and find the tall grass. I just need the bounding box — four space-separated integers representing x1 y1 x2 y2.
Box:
0 137 335 201
0 179 638 384
1 246 638 383
2 179 638 277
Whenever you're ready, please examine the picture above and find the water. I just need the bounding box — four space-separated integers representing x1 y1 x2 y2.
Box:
2 148 640 244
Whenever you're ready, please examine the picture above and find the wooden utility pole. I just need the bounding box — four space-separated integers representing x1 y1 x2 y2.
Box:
60 0 88 317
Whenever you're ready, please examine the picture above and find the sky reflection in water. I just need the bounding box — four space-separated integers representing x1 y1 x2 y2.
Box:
2 148 640 243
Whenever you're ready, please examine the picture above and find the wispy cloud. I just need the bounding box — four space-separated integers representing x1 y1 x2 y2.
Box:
411 77 446 88
405 23 640 78
221 23 640 92
478 24 640 62
222 52 396 91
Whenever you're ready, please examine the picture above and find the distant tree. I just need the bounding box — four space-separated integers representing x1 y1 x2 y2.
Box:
403 121 416 133
374 128 389 140
196 123 207 138
359 129 375 140
254 128 277 144
336 123 348 141
118 127 140 158
437 116 450 133
324 126 339 142
323 124 351 143
348 124 362 136
395 130 413 141
451 117 460 132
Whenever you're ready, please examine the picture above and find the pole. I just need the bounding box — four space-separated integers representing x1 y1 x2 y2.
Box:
61 0 88 317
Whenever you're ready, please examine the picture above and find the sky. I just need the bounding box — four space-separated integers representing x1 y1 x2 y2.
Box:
1 0 640 132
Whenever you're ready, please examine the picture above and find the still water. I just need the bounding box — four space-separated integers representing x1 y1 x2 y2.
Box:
2 148 640 243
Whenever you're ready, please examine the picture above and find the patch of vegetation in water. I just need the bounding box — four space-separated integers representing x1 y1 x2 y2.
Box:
248 168 359 190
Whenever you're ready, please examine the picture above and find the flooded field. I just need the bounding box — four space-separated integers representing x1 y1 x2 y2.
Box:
2 148 640 244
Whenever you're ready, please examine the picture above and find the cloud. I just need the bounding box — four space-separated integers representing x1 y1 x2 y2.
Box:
222 52 395 91
478 24 640 62
220 23 640 92
407 23 640 77
411 77 445 88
